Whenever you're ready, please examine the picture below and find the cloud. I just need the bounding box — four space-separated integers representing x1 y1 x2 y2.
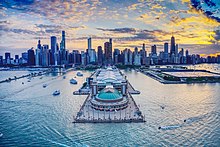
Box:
190 0 220 22
96 28 136 33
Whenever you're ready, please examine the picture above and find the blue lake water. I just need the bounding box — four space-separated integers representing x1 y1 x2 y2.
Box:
0 64 220 146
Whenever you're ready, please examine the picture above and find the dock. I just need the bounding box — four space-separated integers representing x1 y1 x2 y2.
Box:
73 67 144 123
73 93 145 123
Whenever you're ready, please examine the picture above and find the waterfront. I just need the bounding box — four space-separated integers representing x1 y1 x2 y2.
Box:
0 64 220 146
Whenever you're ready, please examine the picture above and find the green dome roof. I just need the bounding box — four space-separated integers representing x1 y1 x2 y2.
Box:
97 87 122 100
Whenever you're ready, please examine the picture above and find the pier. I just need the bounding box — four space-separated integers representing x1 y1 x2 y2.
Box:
73 67 145 123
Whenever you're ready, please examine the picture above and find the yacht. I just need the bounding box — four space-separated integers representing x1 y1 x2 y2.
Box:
43 84 48 88
70 78 77 84
76 72 83 77
53 90 60 96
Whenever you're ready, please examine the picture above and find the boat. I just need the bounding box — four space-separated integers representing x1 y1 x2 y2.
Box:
27 80 31 82
0 133 3 137
70 78 77 84
43 84 48 88
76 72 83 77
53 90 60 96
63 76 66 79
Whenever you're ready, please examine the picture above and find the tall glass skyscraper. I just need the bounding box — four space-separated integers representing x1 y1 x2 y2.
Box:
51 36 57 65
170 36 175 55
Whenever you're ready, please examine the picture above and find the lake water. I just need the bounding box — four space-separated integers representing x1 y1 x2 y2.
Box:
0 64 220 146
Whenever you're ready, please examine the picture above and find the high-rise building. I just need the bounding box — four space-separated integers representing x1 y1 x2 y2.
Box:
37 40 41 50
61 31 65 50
170 36 175 55
5 52 11 64
60 31 67 64
133 47 141 66
14 55 19 64
140 43 147 65
113 48 120 64
35 48 40 66
164 43 168 53
0 56 3 65
88 37 92 50
81 51 86 66
28 48 35 66
104 38 113 64
87 37 95 63
42 45 49 66
175 44 178 56
164 43 169 62
97 46 103 65
151 45 157 55
51 36 57 65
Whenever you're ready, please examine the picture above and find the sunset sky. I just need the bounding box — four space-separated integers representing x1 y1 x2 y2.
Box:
0 0 219 56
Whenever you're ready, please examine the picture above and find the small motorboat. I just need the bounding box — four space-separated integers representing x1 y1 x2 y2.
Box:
70 78 77 84
53 90 60 96
76 72 83 77
63 76 66 79
27 80 31 82
43 84 48 88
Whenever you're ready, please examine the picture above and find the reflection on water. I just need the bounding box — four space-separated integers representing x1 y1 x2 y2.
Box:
0 64 220 146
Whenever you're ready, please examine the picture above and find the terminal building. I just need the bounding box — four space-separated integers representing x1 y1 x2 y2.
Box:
89 67 129 111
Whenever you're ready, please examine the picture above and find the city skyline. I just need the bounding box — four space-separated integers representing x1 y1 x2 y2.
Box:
0 0 220 57
1 31 220 67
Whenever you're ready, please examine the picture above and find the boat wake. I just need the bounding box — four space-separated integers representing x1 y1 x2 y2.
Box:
183 113 209 124
158 125 182 130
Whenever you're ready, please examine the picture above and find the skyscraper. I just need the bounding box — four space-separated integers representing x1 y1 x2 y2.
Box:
164 42 169 62
37 40 41 50
141 43 147 65
170 36 175 55
87 37 94 63
88 37 92 49
104 38 112 65
60 31 67 64
28 48 35 66
42 45 49 66
97 46 103 65
164 43 168 53
5 52 11 64
151 45 157 55
61 31 66 50
51 36 57 65
113 48 120 64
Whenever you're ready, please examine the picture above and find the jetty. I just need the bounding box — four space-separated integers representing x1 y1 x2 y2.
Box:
73 66 145 123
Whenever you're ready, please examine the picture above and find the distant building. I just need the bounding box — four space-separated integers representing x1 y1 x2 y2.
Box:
113 48 120 64
5 52 11 64
97 46 103 65
104 38 113 65
28 48 35 66
51 36 57 65
170 36 175 55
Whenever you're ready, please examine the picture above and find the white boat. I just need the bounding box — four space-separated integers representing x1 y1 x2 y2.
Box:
53 90 60 96
76 72 83 77
0 133 3 137
43 84 48 88
70 78 77 84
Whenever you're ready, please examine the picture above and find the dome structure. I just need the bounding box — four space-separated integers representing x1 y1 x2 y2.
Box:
96 85 122 102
